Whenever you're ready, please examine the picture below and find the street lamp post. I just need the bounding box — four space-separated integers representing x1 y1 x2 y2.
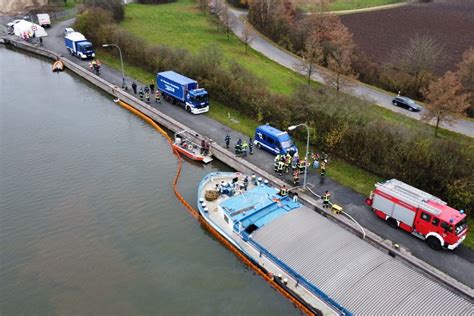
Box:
102 43 126 89
288 123 310 189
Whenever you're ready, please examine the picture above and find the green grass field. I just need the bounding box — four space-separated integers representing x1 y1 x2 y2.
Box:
120 1 308 95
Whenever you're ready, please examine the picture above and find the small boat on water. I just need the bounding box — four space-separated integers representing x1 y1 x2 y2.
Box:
52 60 64 72
172 130 213 163
197 172 473 316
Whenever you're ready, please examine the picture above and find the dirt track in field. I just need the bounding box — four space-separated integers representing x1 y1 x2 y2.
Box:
340 0 474 74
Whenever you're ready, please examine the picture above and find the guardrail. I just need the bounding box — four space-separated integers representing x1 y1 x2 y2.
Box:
2 37 472 302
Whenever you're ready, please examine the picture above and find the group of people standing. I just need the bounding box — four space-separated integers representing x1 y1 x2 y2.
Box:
273 151 328 186
274 152 306 179
131 81 161 104
222 134 333 208
200 139 211 156
225 134 254 158
88 59 101 76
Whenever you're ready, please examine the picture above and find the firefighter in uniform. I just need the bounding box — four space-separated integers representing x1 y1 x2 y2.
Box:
277 160 285 176
279 185 288 197
251 173 257 185
132 82 137 94
241 141 248 157
243 176 249 191
285 153 292 168
225 134 231 148
235 138 242 156
155 90 161 103
145 91 150 103
284 154 291 174
274 154 281 173
293 170 299 185
292 154 299 170
248 137 253 155
201 140 206 155
138 88 144 101
298 159 306 175
320 160 327 177
323 191 331 208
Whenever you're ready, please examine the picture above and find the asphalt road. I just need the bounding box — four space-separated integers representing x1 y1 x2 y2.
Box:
34 18 474 288
227 7 474 138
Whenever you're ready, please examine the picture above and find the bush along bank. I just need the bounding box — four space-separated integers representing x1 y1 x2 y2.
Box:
74 6 474 217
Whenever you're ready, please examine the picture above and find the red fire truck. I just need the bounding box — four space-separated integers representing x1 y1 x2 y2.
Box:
366 179 468 250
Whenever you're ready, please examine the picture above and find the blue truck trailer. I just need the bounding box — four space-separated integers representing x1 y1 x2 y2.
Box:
157 71 209 114
64 32 95 60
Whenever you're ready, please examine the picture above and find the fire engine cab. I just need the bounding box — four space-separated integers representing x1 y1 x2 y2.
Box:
366 179 468 250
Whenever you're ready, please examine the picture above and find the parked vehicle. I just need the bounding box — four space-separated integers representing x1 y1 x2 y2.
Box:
172 130 213 163
254 124 298 155
157 71 209 114
64 32 95 59
37 14 51 27
6 19 22 34
392 96 421 112
366 179 468 250
12 20 47 39
64 27 74 36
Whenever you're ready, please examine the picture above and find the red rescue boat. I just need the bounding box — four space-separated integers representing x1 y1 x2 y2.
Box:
172 131 213 163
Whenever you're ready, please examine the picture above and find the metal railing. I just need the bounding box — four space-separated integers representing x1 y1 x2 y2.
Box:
242 234 352 316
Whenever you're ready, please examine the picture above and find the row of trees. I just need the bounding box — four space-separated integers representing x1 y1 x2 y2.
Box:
73 5 473 216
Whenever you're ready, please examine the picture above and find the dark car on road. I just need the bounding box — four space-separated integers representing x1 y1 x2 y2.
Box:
392 96 421 112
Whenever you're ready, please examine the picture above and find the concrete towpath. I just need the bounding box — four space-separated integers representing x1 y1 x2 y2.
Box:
226 6 474 138
31 17 474 289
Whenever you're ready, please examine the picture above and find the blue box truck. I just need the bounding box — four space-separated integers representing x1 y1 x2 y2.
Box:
64 32 95 60
157 71 209 114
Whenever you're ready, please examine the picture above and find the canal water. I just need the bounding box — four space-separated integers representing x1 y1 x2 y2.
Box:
0 47 298 316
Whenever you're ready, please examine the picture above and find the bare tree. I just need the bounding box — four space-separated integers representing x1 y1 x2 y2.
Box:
211 0 223 31
219 0 234 40
422 71 470 136
456 48 474 116
456 48 474 95
242 21 253 53
198 0 208 10
300 35 323 85
399 34 444 96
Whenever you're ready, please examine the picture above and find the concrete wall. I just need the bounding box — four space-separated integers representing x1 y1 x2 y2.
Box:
2 37 472 301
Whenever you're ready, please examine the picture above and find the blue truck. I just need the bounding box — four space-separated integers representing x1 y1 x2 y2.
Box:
157 71 209 114
64 32 95 60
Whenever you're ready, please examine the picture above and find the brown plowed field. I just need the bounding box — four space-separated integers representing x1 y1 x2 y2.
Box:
340 0 474 74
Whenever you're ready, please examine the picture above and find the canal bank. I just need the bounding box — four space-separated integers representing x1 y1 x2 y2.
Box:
2 38 472 305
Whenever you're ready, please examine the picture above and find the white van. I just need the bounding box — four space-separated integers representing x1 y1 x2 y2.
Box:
37 14 51 27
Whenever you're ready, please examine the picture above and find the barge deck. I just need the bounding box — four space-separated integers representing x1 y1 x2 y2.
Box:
197 172 473 315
